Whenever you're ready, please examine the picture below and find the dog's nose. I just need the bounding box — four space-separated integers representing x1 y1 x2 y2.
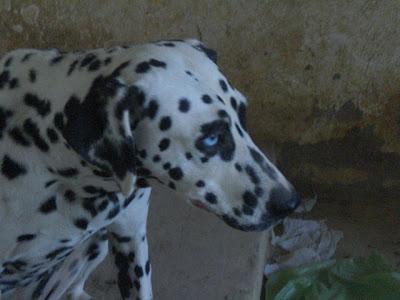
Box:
266 186 300 217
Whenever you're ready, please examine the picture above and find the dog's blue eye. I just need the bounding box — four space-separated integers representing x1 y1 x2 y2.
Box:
202 134 219 147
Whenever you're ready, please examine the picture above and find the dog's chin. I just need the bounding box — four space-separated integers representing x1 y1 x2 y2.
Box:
221 214 282 232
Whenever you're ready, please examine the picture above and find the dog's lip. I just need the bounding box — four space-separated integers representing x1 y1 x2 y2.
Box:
189 199 211 212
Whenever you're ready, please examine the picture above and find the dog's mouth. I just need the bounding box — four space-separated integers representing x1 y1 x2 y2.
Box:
189 199 211 212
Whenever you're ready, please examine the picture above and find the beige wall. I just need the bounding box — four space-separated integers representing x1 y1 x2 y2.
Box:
2 0 399 196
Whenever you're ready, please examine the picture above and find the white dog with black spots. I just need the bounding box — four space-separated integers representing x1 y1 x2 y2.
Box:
0 39 299 299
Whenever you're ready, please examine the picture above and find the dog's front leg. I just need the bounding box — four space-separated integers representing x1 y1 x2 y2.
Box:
107 188 152 300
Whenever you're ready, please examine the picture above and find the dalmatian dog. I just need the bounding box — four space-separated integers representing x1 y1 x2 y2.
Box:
0 39 299 299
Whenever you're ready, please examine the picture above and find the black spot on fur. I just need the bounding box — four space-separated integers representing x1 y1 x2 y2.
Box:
46 128 59 143
201 94 213 104
255 186 264 197
238 102 247 130
179 98 190 112
138 149 147 159
149 59 166 68
53 113 64 131
245 165 260 185
17 234 36 242
98 200 109 212
107 205 121 220
193 44 218 63
185 152 193 160
136 62 150 73
74 218 88 230
4 57 13 67
242 204 254 216
23 119 49 152
64 190 76 202
111 232 131 243
159 116 171 131
163 42 175 47
28 69 37 82
104 57 112 65
8 127 31 146
45 246 71 260
86 243 100 261
218 109 229 119
145 260 151 275
235 163 242 172
134 265 144 278
217 95 225 104
24 94 51 117
114 251 134 298
230 97 238 110
111 61 130 77
233 208 242 217
205 192 217 204
219 79 228 92
57 168 79 177
9 78 19 89
32 269 52 298
196 180 205 187
45 179 57 188
168 181 176 190
235 123 244 137
248 147 277 179
62 76 135 180
168 167 183 180
158 138 170 151
0 106 13 138
1 155 26 179
50 55 64 65
67 60 78 76
80 53 96 68
39 196 57 213
152 155 161 162
88 59 101 71
243 191 258 207
0 71 10 89
22 53 33 62
145 100 159 119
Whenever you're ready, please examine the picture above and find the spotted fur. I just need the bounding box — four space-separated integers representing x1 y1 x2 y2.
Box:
0 39 298 299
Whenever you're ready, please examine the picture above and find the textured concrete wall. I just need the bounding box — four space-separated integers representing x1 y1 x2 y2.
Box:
1 0 399 196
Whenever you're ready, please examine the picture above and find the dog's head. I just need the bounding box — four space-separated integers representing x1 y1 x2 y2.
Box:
122 39 299 231
64 39 299 231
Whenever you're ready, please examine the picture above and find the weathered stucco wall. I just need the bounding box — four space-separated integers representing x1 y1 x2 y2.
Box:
1 0 399 196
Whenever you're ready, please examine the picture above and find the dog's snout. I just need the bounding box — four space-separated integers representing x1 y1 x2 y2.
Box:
267 186 300 217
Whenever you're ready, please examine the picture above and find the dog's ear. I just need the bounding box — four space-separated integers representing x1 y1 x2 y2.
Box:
184 39 218 64
62 75 138 197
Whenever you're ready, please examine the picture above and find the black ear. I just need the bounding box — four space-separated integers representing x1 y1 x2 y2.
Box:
196 44 218 64
62 75 137 197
